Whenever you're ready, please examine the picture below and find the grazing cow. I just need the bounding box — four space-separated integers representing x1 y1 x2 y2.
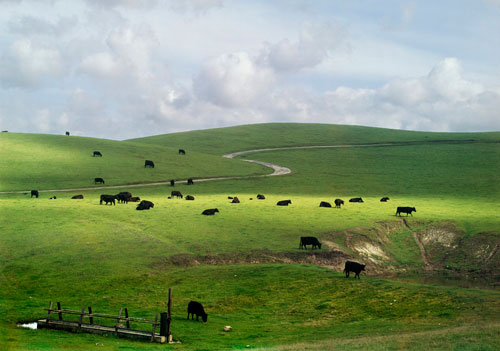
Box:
144 160 155 168
380 197 390 202
257 194 266 200
93 151 102 157
349 197 364 203
228 196 233 199
396 207 416 216
72 195 84 199
319 201 332 208
100 195 116 205
128 196 141 202
116 192 132 204
277 200 292 206
171 190 183 199
187 178 194 185
94 178 105 184
187 301 207 322
170 179 175 186
136 200 154 210
334 199 344 208
202 208 219 216
299 236 322 249
49 196 57 200
179 149 186 155
65 131 70 136
31 190 39 198
344 261 366 279
185 195 195 201
231 197 240 203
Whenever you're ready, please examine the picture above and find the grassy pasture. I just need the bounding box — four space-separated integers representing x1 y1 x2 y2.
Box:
129 123 500 154
1 124 499 350
0 133 266 192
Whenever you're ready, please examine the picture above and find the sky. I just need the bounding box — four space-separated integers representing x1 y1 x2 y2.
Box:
0 0 499 140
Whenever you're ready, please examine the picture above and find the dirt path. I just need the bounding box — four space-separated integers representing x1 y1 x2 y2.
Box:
0 141 475 194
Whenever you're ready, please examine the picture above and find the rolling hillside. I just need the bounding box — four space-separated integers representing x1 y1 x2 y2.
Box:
1 124 499 350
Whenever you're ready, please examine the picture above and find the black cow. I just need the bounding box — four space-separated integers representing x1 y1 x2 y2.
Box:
187 178 194 185
93 151 102 157
100 195 116 205
171 190 183 199
231 197 240 203
319 201 331 208
31 190 39 198
72 194 84 199
299 236 322 249
396 207 416 216
179 149 186 155
334 199 344 208
49 196 57 200
136 200 154 210
144 160 155 168
228 196 233 199
257 194 265 200
349 197 364 203
187 301 207 322
128 196 141 202
344 261 366 279
277 200 292 206
170 179 175 186
202 208 219 216
380 197 390 202
65 131 70 136
185 195 195 200
94 178 105 184
116 192 132 204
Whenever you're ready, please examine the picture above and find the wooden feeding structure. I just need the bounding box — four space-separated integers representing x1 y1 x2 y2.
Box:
36 289 173 343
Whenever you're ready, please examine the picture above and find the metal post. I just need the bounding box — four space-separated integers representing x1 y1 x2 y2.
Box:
167 288 172 341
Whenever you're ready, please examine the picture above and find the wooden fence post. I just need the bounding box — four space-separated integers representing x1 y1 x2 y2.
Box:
116 308 122 333
57 302 62 320
125 308 130 329
46 301 53 322
167 288 172 341
88 306 93 325
151 314 158 342
78 306 85 330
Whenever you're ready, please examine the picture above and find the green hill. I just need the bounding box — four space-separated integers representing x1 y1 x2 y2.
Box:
129 123 500 154
0 133 266 192
1 124 499 350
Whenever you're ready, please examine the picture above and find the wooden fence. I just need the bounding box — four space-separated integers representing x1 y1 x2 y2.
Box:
37 288 173 343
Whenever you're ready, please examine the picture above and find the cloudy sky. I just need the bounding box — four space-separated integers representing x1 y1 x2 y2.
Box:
1 0 499 139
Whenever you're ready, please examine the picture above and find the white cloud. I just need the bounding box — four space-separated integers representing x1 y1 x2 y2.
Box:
262 22 347 72
0 39 64 88
194 51 276 107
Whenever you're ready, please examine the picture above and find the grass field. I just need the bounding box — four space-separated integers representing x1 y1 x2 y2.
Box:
1 123 499 350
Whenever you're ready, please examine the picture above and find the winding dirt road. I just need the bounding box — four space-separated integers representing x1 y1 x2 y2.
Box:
0 142 463 194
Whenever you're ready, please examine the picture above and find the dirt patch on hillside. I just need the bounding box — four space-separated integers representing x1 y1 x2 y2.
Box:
152 249 352 273
151 221 500 287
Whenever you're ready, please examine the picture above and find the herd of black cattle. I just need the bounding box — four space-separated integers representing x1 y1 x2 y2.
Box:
25 149 417 318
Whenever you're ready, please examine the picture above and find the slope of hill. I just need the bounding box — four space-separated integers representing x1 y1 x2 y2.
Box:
129 123 500 155
0 133 266 192
1 123 499 350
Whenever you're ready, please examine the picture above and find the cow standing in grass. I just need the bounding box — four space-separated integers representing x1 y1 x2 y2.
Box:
94 178 105 184
277 200 292 206
171 190 183 199
334 199 344 208
344 261 365 279
100 195 116 205
31 190 39 198
396 207 416 216
187 301 207 322
299 237 322 249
